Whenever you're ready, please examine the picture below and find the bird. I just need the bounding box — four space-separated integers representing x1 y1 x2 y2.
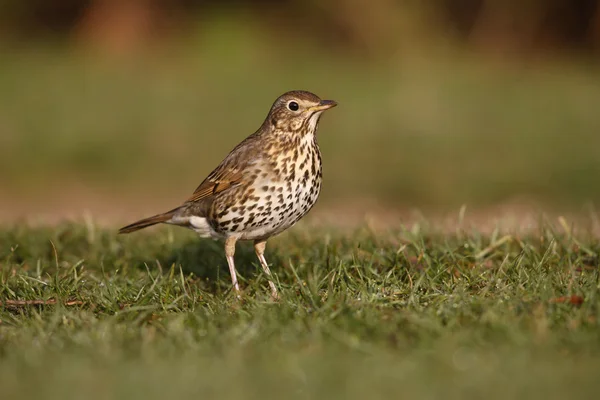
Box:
118 90 337 299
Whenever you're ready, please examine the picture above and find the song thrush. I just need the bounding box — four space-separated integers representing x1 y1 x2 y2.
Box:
119 90 337 298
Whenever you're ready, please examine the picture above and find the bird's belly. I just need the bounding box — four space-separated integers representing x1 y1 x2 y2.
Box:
169 215 224 239
210 142 323 241
240 183 320 240
212 174 321 241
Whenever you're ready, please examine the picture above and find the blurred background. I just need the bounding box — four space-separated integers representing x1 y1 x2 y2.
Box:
1 0 599 224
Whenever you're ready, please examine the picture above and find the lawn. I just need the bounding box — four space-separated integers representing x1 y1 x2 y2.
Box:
1 220 599 399
2 31 600 210
2 19 600 400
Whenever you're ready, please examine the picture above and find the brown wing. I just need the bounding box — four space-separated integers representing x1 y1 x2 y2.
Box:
186 167 244 203
185 132 262 204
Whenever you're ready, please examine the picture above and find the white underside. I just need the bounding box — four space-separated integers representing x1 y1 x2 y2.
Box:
168 216 223 239
237 222 296 241
168 215 295 241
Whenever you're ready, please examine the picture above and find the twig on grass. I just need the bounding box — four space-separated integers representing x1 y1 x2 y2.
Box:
0 299 85 307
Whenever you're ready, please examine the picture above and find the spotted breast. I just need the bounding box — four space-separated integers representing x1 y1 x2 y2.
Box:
209 131 322 241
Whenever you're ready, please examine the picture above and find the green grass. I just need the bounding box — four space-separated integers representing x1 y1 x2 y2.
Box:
1 220 600 399
1 22 600 208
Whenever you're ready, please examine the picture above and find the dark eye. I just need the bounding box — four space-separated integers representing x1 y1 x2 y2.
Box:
288 101 299 111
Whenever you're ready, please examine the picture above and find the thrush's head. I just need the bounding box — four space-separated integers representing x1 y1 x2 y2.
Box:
263 90 337 136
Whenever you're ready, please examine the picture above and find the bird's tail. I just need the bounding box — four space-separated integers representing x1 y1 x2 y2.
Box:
118 209 177 234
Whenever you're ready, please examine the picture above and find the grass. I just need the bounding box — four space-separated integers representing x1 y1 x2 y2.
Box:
1 21 600 208
1 219 600 399
2 19 600 398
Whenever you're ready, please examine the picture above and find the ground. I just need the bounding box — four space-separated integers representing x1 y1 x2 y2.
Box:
1 215 599 399
2 29 600 399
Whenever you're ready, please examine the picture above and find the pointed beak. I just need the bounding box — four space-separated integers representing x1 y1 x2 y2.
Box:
310 100 338 112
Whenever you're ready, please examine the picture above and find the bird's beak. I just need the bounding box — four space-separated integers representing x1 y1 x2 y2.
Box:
309 100 338 112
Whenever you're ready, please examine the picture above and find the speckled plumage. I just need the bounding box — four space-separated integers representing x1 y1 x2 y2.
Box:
119 90 337 298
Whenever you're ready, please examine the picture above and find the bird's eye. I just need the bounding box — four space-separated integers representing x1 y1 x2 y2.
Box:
288 101 299 111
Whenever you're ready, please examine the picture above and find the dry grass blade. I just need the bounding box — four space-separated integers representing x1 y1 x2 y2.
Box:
0 299 85 307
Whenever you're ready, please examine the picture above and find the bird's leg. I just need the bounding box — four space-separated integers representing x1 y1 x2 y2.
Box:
225 236 241 297
254 240 279 299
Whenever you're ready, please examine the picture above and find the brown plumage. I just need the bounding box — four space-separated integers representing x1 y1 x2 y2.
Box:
119 90 337 298
118 212 174 233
